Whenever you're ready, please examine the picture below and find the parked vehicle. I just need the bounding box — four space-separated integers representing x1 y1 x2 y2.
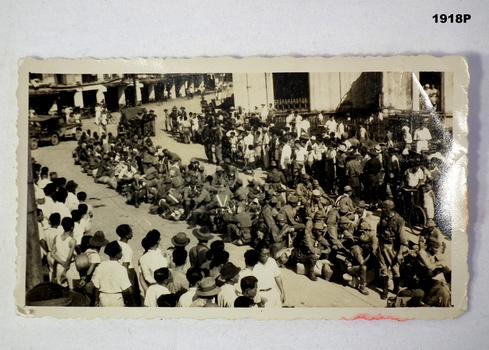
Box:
29 115 82 150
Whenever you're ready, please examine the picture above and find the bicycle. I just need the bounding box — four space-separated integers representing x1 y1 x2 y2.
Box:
401 187 427 232
106 111 119 124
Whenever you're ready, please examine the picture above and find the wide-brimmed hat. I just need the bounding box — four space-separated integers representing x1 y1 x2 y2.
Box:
196 277 221 297
357 200 366 208
338 144 347 152
343 186 352 193
89 231 109 248
171 232 190 247
26 282 72 306
312 189 321 197
193 226 213 241
220 262 241 280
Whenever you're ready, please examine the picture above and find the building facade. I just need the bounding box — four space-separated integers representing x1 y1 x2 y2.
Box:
232 71 453 120
28 73 212 114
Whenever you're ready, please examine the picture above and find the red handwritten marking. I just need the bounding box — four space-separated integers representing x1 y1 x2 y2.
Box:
342 314 412 321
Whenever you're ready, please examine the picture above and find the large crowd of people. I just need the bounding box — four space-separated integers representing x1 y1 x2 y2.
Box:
27 101 452 309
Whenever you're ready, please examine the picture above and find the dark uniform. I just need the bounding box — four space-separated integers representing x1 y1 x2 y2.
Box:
377 201 408 299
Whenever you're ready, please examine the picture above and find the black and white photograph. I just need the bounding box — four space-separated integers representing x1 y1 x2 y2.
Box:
17 56 468 319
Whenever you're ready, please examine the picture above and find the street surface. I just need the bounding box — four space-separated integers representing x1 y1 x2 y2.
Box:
32 95 392 308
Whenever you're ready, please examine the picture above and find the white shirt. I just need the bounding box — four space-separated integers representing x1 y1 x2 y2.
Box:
66 192 80 212
177 287 198 307
51 202 71 219
325 119 337 134
73 222 84 245
300 119 310 134
118 241 134 268
139 249 168 284
217 283 238 308
37 178 51 189
294 146 308 163
280 144 292 170
253 258 280 291
44 226 63 252
406 168 425 188
92 260 132 294
144 284 170 307
236 268 254 294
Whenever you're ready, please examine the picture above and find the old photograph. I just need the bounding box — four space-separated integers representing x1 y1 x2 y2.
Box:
17 56 469 319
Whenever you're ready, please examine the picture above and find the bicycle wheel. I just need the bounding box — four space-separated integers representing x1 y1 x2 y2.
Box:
410 206 427 231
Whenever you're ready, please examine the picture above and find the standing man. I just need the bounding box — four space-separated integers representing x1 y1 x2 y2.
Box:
377 200 408 300
148 110 157 137
414 120 432 154
253 240 285 308
260 103 268 124
363 147 382 206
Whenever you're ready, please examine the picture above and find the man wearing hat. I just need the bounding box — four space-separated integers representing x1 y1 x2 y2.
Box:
279 195 305 231
419 219 446 250
255 195 280 248
363 146 382 205
222 204 253 246
335 186 356 218
190 277 220 307
79 231 109 294
377 199 408 300
182 179 204 222
353 200 373 231
336 143 349 191
345 223 379 296
345 151 363 203
267 212 295 259
211 165 228 188
217 262 241 307
293 211 331 281
266 161 287 191
147 109 157 136
189 227 212 267
164 232 191 270
416 236 451 307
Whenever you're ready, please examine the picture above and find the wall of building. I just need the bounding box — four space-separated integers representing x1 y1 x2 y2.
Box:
442 71 453 116
232 73 273 112
381 71 413 110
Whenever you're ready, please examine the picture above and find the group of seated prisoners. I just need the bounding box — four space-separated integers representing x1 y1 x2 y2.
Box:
28 106 451 308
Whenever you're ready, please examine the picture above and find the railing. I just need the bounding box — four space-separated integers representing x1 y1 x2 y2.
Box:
274 98 310 112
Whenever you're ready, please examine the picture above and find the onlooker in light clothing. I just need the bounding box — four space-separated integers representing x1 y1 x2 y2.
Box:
217 262 241 307
177 267 205 307
92 241 134 307
139 231 168 293
144 268 172 307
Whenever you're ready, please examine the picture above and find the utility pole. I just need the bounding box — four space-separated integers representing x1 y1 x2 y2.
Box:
132 74 138 106
26 151 43 292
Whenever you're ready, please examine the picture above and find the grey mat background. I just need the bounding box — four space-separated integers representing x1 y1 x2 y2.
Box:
1 0 487 348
